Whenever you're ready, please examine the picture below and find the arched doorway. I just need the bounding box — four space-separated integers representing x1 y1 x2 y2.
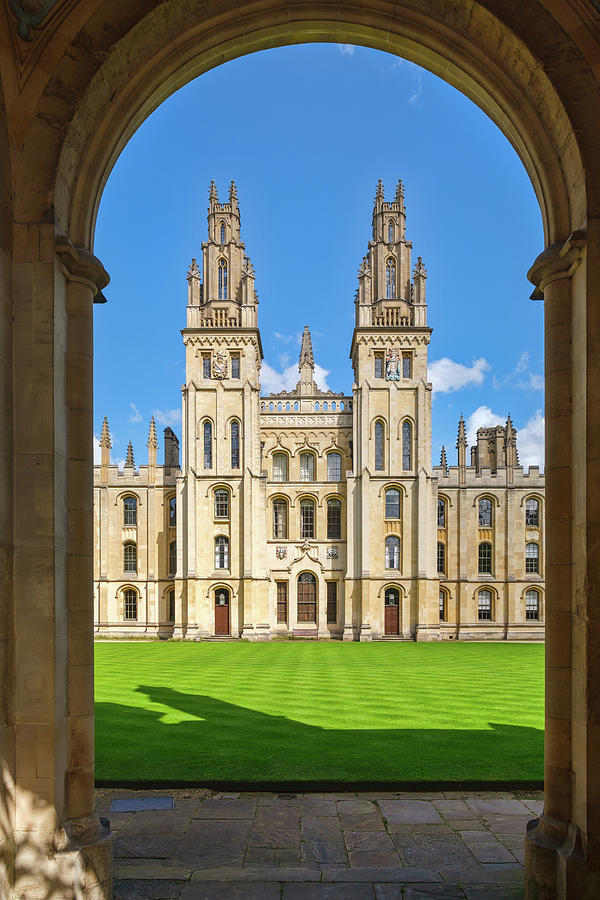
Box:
297 572 317 624
214 587 230 635
384 587 400 635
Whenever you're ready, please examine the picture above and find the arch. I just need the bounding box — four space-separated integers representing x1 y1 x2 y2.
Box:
230 418 240 469
374 419 385 471
214 585 231 636
202 418 213 469
297 571 317 623
437 496 447 528
326 450 342 482
113 490 143 508
385 257 396 299
272 450 289 482
299 450 316 482
122 495 137 526
272 496 288 539
439 585 450 622
123 541 137 574
477 496 494 527
523 586 544 621
384 486 401 520
219 220 226 244
218 257 228 299
326 497 342 540
166 586 176 623
476 586 495 621
214 486 230 519
401 419 412 470
525 495 542 527
299 497 316 539
526 540 540 574
167 493 176 527
122 586 139 621
474 492 500 514
387 220 395 243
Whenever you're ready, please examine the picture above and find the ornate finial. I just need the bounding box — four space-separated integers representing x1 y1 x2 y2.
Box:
229 180 238 201
505 413 516 447
395 179 404 203
209 180 218 201
457 414 467 449
242 255 255 277
413 257 427 278
125 441 135 468
147 416 158 450
299 325 315 371
186 257 201 281
99 415 112 449
375 179 384 202
440 445 448 473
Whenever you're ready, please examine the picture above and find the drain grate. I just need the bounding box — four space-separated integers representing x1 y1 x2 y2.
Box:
109 796 174 812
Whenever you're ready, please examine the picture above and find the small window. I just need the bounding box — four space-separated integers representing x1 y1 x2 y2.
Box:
437 498 446 527
385 488 400 520
123 496 137 526
526 589 540 621
300 452 315 482
374 353 384 379
326 582 337 624
214 489 229 519
437 542 446 575
478 542 493 575
327 499 342 540
168 496 176 527
327 453 342 482
218 259 228 300
386 258 396 299
273 499 288 539
375 421 384 471
478 498 492 527
388 221 394 243
215 536 229 569
478 589 492 621
202 354 211 379
402 421 412 470
439 590 447 622
168 589 175 623
276 581 288 624
273 452 288 482
220 222 226 244
231 354 240 379
124 589 137 621
204 421 212 469
231 420 240 469
525 542 540 574
300 499 315 539
526 498 539 527
123 542 137 573
385 536 400 570
169 540 176 576
402 354 412 379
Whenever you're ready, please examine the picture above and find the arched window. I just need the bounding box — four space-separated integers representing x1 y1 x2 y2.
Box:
297 572 317 623
327 499 342 540
273 452 288 482
526 542 540 574
478 542 493 575
231 420 240 469
214 489 229 519
526 589 540 620
437 542 446 575
300 452 315 482
218 259 228 299
385 488 400 519
402 421 412 470
123 496 137 526
169 540 176 576
273 499 288 539
387 221 394 243
478 589 492 621
526 498 540 527
437 498 446 527
203 421 212 469
168 496 176 527
375 421 384 471
327 452 342 482
439 589 447 622
478 498 492 526
385 536 400 569
219 222 226 244
214 536 229 569
123 542 137 573
386 258 396 298
167 589 175 623
124 589 137 621
300 499 315 539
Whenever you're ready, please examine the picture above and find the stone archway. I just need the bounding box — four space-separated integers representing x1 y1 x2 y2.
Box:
1 2 599 897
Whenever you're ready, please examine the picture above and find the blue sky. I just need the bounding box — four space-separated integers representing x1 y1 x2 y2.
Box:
94 43 544 470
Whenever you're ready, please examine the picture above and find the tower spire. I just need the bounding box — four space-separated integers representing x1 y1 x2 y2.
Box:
374 178 384 207
209 180 218 202
125 441 135 469
457 414 467 481
229 180 238 202
440 445 448 473
99 416 111 483
99 415 111 450
147 416 158 482
299 325 315 395
395 178 405 206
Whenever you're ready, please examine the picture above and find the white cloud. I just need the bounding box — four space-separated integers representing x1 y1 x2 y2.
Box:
466 406 505 448
93 435 102 465
517 410 545 470
337 43 355 57
129 402 142 423
408 70 423 105
428 357 490 394
527 373 544 391
514 351 529 375
260 361 331 395
274 331 297 344
153 408 181 427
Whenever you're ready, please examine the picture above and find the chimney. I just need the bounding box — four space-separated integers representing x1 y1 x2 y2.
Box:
164 427 180 469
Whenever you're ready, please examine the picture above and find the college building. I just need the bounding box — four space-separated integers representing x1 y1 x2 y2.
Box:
94 180 544 641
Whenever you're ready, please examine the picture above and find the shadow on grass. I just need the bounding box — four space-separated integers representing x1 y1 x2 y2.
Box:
96 684 543 786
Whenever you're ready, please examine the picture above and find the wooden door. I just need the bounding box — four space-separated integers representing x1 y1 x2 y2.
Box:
214 588 230 635
384 588 400 635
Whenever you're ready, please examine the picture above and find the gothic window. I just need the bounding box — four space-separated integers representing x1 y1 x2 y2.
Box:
439 589 447 622
300 499 315 539
168 589 175 623
478 589 493 620
273 499 288 539
273 452 288 482
385 488 400 520
124 588 137 620
478 542 493 575
375 421 384 471
386 258 396 299
300 452 315 482
169 540 176 576
203 421 212 469
526 542 540 574
327 452 342 482
202 354 211 379
437 542 446 575
327 499 342 540
402 354 412 378
276 581 288 624
168 496 176 527
374 353 384 379
388 221 394 243
220 222 226 244
526 498 540 527
214 489 229 519
123 542 137 573
402 421 412 470
231 354 240 379
526 589 540 620
218 259 228 300
385 535 400 569
437 498 446 527
478 498 493 526
123 496 137 526
214 536 229 569
297 572 317 623
326 581 337 624
231 420 240 469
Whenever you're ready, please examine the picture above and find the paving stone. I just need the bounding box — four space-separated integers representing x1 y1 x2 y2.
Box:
496 834 525 851
212 792 240 800
391 833 476 870
245 847 300 864
118 812 192 836
301 841 348 863
114 879 187 899
432 801 479 819
440 865 523 884
340 813 386 831
379 801 443 825
194 798 256 819
323 867 442 883
465 798 531 816
176 820 251 865
375 885 466 898
458 831 493 842
188 865 321 881
521 799 543 816
484 815 532 834
344 831 396 852
283 885 376 899
444 820 484 830
466 842 516 864
337 800 378 814
181 882 281 899
349 850 402 868
114 834 181 859
393 793 446 800
113 865 192 880
386 824 452 835
461 887 523 899
301 799 338 816
249 807 301 847
258 795 302 808
302 816 343 841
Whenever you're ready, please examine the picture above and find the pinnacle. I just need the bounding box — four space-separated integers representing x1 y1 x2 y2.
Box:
209 180 218 201
99 415 111 449
229 180 238 201
147 415 158 450
440 445 448 471
456 414 467 448
125 440 135 468
299 325 315 371
395 179 404 203
375 178 384 202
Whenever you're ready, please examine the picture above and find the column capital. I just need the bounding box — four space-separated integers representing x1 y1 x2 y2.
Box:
528 231 586 299
55 236 110 301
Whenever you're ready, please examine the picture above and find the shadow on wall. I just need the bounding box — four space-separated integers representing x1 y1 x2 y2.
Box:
95 685 543 784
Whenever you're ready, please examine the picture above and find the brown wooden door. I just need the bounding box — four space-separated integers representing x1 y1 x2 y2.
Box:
384 588 400 635
214 589 230 635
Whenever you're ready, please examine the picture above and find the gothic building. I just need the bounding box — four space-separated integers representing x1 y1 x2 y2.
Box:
94 181 545 641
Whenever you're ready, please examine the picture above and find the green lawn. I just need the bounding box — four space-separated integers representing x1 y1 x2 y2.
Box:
94 641 544 784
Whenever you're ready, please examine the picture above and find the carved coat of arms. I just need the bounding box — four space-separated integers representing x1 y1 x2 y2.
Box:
276 546 287 559
385 349 401 381
213 349 227 379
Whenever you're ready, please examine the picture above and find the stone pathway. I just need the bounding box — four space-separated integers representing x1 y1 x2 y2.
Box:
98 789 542 899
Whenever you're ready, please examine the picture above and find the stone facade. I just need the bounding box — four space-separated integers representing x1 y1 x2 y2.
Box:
94 181 544 642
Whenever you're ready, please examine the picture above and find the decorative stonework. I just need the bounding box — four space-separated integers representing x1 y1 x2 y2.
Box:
385 349 401 381
212 349 227 378
9 0 60 40
275 546 287 559
327 546 339 559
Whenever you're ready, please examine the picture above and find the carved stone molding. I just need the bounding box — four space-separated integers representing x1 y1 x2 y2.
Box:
55 236 110 301
528 231 586 299
9 0 61 41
